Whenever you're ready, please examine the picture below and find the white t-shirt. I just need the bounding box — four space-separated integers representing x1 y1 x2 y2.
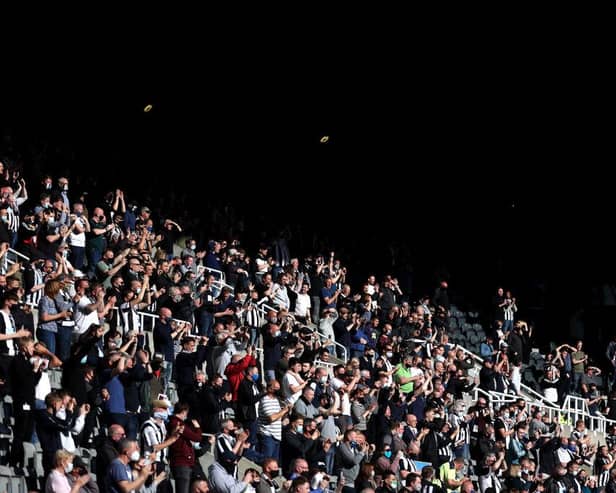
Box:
35 370 52 402
282 372 302 405
74 295 99 334
294 293 311 318
69 217 87 248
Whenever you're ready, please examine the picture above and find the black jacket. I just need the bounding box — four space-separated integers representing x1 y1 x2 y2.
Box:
237 377 263 423
9 352 41 406
35 408 77 471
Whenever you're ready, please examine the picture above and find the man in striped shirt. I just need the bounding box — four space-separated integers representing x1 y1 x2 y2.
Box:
257 379 291 462
595 445 615 488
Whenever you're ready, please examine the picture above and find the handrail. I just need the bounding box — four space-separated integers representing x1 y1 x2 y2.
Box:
204 266 226 283
256 302 348 362
412 338 561 409
8 247 30 262
562 395 609 433
314 359 337 375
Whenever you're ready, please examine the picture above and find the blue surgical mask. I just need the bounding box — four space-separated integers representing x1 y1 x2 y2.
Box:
147 227 153 233
154 411 169 421
296 425 303 434
252 373 259 382
384 450 392 458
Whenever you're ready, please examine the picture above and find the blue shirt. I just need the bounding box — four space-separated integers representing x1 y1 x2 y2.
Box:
107 458 131 493
320 286 337 309
104 374 126 414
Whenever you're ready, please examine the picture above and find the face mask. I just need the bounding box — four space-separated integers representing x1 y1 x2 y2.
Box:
65 462 73 473
503 412 510 419
154 411 169 421
350 441 358 448
190 244 196 250
522 469 529 475
80 355 88 364
270 317 278 324
63 184 69 191
386 351 393 358
320 376 328 384
48 218 55 226
384 450 392 458
75 211 82 217
45 183 52 190
571 470 578 476
134 288 141 294
568 445 577 452
296 425 303 434
391 481 398 489
147 227 153 233
274 330 281 337
0 216 7 223
130 451 141 462
252 373 259 382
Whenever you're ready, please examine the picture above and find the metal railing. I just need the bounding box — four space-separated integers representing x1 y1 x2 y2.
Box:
561 395 616 434
253 302 348 362
449 339 563 409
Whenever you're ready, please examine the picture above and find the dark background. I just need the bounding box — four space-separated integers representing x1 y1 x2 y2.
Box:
2 52 614 360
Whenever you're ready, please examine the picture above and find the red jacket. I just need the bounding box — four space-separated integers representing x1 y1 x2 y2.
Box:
225 354 257 400
167 415 202 467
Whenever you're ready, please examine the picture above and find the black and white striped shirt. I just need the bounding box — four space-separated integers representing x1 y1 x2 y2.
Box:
120 301 141 334
596 454 612 487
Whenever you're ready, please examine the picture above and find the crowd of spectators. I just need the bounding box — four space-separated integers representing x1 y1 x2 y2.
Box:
1 153 616 493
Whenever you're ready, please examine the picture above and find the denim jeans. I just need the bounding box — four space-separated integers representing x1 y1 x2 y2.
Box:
258 434 280 461
197 311 214 337
37 328 56 355
57 324 74 361
70 246 86 270
573 372 584 393
162 361 173 392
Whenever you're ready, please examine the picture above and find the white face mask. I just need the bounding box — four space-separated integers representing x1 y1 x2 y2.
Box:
64 462 73 473
130 451 140 462
386 351 393 359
